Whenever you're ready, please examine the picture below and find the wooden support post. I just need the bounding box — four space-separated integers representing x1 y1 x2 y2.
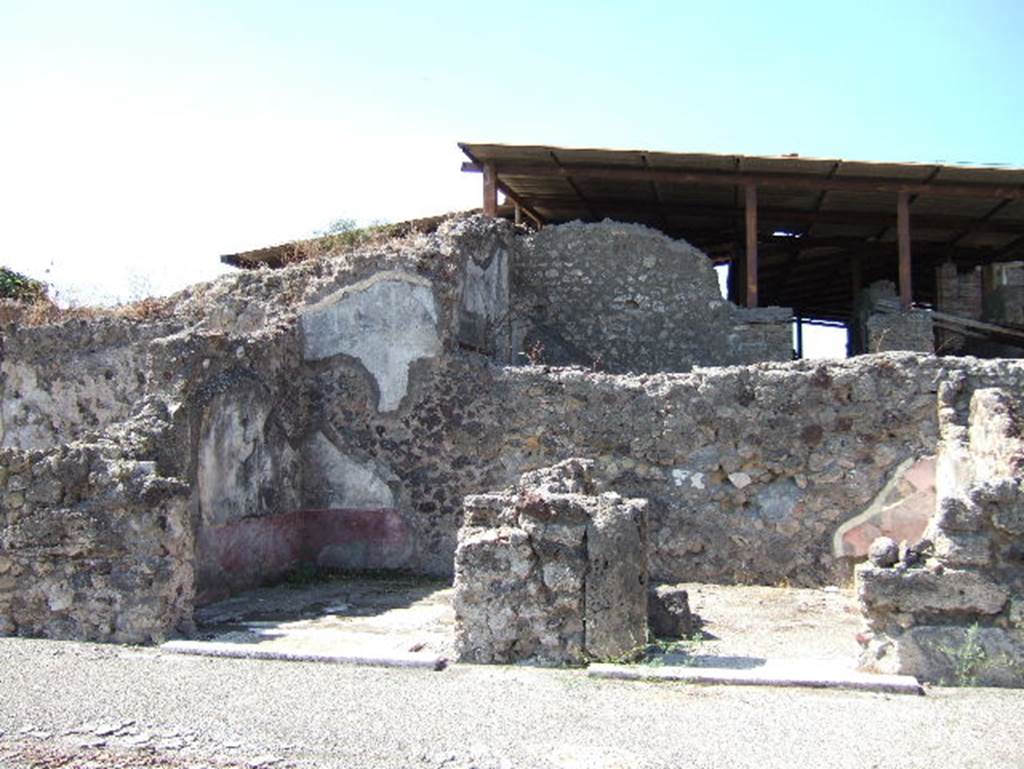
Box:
897 191 912 310
850 253 863 314
727 249 744 305
795 315 803 359
514 203 523 226
745 184 759 308
483 162 498 217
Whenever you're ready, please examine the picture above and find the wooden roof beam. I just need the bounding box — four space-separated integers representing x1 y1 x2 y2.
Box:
461 161 1024 199
468 197 1024 236
494 180 545 228
551 150 597 221
642 154 670 232
950 199 1013 247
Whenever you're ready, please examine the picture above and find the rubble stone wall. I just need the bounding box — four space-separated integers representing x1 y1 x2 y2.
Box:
0 433 194 643
935 262 982 354
0 319 180 450
858 383 1024 686
478 355 1024 587
5 216 1024 646
512 221 792 372
852 281 934 354
453 459 648 664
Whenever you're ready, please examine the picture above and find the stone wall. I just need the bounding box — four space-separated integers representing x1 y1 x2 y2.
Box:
5 215 1024 646
0 319 180 450
852 281 934 354
0 406 194 642
453 459 648 664
935 262 983 354
933 260 1024 359
480 355 1024 587
512 220 792 372
857 384 1024 686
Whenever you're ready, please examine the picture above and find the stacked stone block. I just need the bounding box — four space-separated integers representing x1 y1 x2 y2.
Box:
453 459 648 664
0 410 195 642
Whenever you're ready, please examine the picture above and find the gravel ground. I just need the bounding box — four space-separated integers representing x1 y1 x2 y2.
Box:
1 637 1023 769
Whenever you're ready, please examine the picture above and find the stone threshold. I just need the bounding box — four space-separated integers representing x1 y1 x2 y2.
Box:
587 660 924 695
161 639 447 671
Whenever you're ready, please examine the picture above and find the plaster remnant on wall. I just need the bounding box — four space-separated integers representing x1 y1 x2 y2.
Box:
671 469 705 489
197 389 299 527
833 456 936 559
300 271 441 412
857 387 1023 686
456 235 514 361
303 431 395 510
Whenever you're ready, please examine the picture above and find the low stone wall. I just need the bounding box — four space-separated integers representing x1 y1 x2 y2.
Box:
858 384 1024 686
479 355 1024 587
453 460 647 664
852 281 934 354
0 433 194 643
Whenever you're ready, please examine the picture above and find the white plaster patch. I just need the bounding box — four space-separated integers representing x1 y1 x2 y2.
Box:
197 393 269 526
461 251 509 319
301 271 440 412
304 432 395 510
728 472 753 489
671 469 705 490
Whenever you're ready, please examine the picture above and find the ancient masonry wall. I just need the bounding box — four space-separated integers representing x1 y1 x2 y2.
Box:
857 384 1024 686
933 259 1024 359
481 355 1024 586
3 215 1024 643
511 220 792 372
0 415 194 642
453 459 648 664
852 280 934 355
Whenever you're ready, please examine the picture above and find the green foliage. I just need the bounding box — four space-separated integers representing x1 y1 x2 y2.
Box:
936 623 988 686
0 266 47 303
320 217 359 236
596 631 709 667
312 217 392 251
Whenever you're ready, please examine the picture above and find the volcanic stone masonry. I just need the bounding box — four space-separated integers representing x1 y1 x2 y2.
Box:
453 459 648 664
0 214 1022 666
857 383 1024 686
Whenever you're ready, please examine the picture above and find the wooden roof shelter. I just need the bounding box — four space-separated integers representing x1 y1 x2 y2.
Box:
461 142 1024 324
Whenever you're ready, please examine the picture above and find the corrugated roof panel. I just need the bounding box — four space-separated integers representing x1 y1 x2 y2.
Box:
739 156 839 176
907 227 960 243
461 144 557 164
820 190 895 212
757 189 820 211
645 151 737 172
910 195 996 217
657 184 735 206
956 232 1019 249
554 147 645 168
933 166 1024 185
804 222 883 239
834 161 938 180
992 199 1024 220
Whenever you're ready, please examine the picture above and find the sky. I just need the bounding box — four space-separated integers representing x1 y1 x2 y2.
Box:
2 1 1023 354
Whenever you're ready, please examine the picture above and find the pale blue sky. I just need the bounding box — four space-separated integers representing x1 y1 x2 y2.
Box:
2 0 1022 340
